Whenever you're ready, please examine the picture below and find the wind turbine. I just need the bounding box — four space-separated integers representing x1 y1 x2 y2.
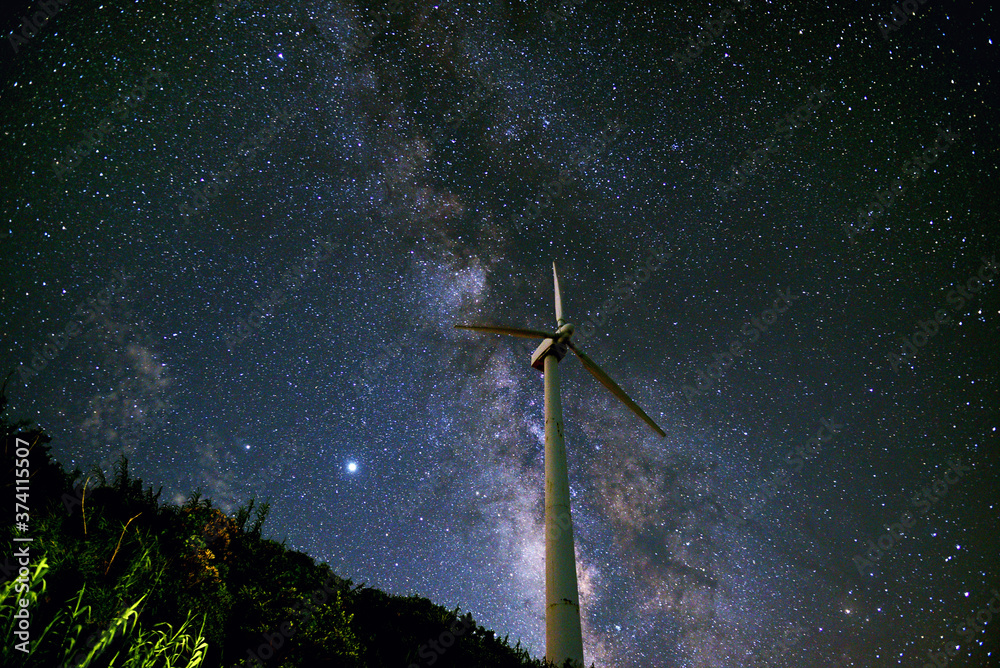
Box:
455 262 665 668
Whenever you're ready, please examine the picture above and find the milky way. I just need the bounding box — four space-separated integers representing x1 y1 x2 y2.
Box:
2 0 998 666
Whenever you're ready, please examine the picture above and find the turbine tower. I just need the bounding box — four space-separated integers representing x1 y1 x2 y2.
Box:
456 262 665 668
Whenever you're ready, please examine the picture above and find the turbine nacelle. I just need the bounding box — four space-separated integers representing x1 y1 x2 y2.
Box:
454 262 666 437
530 337 568 371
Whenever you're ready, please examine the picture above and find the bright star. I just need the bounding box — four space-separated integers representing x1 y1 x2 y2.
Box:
346 461 358 473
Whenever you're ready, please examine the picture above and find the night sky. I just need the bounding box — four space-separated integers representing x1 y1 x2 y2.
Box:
2 0 999 666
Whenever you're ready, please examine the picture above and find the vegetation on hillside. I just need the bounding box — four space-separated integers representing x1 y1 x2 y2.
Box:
0 380 589 668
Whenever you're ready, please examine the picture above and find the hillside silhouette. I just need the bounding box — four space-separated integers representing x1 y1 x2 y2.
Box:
0 379 588 668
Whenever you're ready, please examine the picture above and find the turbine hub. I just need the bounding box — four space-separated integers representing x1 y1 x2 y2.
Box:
556 323 574 342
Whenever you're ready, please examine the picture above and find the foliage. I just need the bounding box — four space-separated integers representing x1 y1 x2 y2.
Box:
0 381 586 668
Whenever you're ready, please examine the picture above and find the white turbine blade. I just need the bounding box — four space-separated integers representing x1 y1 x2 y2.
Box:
552 262 564 326
567 341 666 437
455 324 557 339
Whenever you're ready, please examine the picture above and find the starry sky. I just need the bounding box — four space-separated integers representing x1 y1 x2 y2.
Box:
2 0 999 666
